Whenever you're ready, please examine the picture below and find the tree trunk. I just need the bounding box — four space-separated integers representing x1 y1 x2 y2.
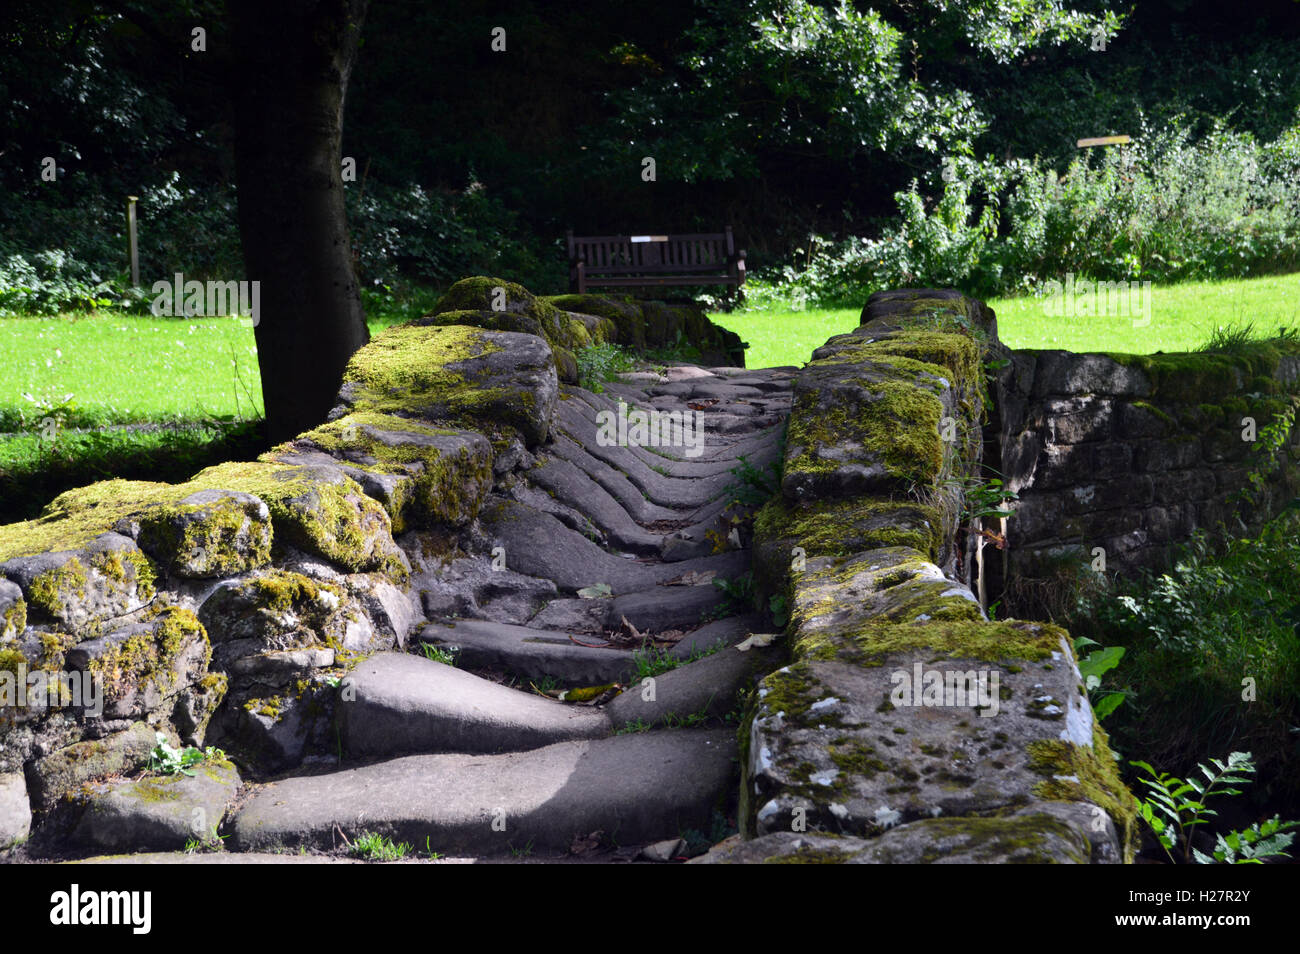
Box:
229 0 370 442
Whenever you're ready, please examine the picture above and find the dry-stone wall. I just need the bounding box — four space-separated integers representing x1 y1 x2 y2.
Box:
700 289 1134 864
990 341 1300 615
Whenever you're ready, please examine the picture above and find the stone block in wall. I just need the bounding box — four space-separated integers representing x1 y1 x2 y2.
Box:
68 758 240 853
26 721 159 815
1201 427 1253 464
271 413 494 535
1098 530 1152 561
752 497 946 594
198 569 387 676
1116 401 1178 439
64 606 210 722
133 489 273 579
1045 397 1114 444
1151 469 1217 505
781 355 956 502
1093 442 1135 480
790 548 985 638
1142 504 1198 544
1032 442 1094 491
858 289 999 344
1063 477 1153 514
1005 493 1063 545
1030 352 1151 398
1132 436 1202 473
699 802 1115 863
1060 506 1143 541
743 621 1130 861
1 535 155 635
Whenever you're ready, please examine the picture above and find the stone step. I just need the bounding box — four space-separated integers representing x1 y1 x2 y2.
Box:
546 434 685 525
230 729 737 855
526 457 664 555
606 641 781 730
609 583 728 633
670 614 760 659
419 619 637 685
338 652 610 758
479 497 748 594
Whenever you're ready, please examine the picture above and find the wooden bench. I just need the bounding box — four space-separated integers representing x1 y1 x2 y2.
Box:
566 228 746 299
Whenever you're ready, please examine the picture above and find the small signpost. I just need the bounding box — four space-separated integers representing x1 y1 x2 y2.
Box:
125 195 140 287
1077 135 1131 148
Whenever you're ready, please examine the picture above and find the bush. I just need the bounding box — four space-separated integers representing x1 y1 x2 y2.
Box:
749 114 1300 306
346 178 563 293
1069 509 1300 807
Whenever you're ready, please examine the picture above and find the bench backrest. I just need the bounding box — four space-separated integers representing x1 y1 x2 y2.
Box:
567 230 735 274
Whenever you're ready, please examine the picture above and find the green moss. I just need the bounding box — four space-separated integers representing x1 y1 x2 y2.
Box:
786 374 946 487
127 776 184 804
754 661 822 725
86 606 208 699
345 323 497 394
1027 722 1138 863
2 598 26 639
829 739 887 778
795 618 1067 665
0 646 26 675
1106 337 1300 404
88 549 156 601
881 813 1090 864
824 331 981 390
764 846 853 864
190 460 395 575
755 496 944 565
27 557 88 617
1132 400 1177 428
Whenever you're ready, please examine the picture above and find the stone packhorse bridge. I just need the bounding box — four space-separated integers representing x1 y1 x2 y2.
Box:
2 278 1295 862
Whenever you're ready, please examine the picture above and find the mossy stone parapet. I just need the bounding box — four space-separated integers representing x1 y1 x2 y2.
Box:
136 489 273 579
540 292 747 366
781 357 950 500
752 496 945 597
742 632 1129 860
729 288 1133 864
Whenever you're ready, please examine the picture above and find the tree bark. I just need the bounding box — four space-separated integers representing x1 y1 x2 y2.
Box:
229 0 370 442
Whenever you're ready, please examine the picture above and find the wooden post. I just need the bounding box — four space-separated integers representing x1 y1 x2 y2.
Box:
125 195 140 287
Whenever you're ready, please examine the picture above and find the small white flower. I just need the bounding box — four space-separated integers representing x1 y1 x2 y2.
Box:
874 805 902 830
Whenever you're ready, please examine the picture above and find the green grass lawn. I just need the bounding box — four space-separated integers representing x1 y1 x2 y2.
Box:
3 271 1298 522
0 313 264 429
715 271 1300 369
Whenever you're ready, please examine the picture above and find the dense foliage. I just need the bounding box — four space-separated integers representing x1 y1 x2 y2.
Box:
3 0 1299 311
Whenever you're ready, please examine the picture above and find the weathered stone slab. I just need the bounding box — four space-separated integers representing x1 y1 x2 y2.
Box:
607 643 779 729
339 652 611 757
418 619 636 685
27 722 160 815
231 729 736 855
70 760 240 853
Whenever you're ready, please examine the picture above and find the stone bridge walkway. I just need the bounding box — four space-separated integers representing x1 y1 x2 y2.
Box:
228 364 797 861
